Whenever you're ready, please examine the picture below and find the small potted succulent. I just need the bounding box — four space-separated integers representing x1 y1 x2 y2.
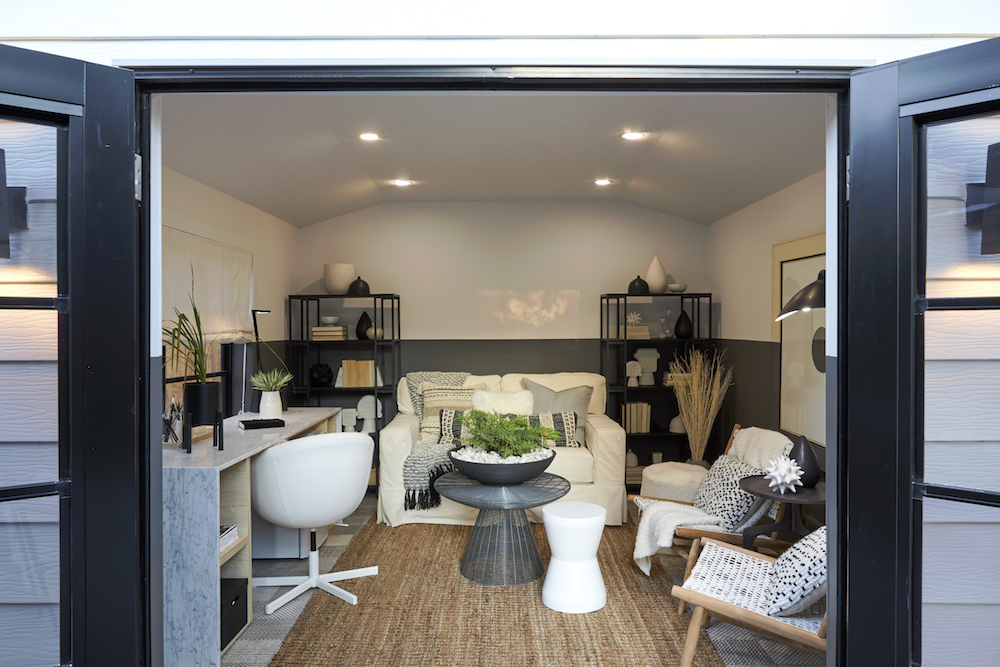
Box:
449 409 560 485
250 368 294 419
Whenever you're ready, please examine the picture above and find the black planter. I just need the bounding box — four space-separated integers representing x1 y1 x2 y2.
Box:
790 435 822 488
675 310 693 339
183 382 221 426
449 451 554 486
356 311 373 340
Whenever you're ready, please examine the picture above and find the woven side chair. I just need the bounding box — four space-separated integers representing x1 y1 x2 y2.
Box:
629 424 795 564
671 538 827 667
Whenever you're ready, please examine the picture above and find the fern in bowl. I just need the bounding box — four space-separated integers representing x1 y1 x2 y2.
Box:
449 410 560 485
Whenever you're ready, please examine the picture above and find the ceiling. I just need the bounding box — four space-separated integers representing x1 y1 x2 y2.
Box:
159 91 828 228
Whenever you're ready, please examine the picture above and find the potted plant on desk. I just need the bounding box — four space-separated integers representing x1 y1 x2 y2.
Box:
448 410 561 486
163 291 219 429
250 368 294 419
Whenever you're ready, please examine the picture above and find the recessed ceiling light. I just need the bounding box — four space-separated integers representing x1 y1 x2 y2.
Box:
622 131 645 140
595 179 612 186
360 133 380 141
392 179 413 187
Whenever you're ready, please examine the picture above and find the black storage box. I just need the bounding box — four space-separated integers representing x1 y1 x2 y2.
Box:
220 578 248 649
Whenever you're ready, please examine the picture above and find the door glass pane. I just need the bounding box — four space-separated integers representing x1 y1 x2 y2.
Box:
0 119 58 299
0 495 60 666
922 497 1000 666
925 114 1000 298
924 309 1000 493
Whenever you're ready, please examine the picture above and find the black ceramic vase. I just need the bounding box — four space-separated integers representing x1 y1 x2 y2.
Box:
347 276 371 296
790 435 822 488
356 311 373 340
628 275 650 295
183 382 221 426
674 310 693 339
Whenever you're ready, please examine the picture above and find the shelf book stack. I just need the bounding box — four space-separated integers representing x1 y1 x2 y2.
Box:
219 524 239 551
312 325 347 341
621 402 651 434
618 325 650 340
342 359 375 387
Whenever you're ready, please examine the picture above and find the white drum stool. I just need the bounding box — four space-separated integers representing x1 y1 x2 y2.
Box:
542 501 606 613
640 461 709 503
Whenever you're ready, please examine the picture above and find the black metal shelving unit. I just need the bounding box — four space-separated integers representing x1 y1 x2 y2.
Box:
600 293 715 486
286 294 401 437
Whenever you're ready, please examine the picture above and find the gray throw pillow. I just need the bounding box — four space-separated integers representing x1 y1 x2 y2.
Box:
521 378 593 446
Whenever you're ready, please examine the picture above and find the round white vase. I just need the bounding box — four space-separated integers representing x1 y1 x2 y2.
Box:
323 263 355 294
646 256 668 294
259 391 283 419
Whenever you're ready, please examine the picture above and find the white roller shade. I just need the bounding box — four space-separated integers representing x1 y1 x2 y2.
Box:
162 227 253 343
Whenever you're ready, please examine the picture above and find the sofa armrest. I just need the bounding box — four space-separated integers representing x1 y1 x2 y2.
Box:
585 413 625 486
378 413 420 480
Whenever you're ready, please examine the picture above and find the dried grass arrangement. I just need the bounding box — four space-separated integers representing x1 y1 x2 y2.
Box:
668 349 734 462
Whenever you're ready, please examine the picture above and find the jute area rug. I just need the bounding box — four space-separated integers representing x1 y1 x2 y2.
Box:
269 517 724 667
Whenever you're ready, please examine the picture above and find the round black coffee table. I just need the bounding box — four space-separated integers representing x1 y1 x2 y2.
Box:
434 471 570 586
739 475 826 549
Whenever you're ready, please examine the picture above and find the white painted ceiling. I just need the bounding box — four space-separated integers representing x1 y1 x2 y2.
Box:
160 91 827 228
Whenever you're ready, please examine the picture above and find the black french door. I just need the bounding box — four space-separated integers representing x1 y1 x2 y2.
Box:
847 37 1000 666
0 45 151 666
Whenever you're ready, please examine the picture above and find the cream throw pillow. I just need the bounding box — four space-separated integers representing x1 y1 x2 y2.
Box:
418 382 487 440
471 389 534 415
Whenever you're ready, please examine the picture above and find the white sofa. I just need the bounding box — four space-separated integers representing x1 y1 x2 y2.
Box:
377 372 627 527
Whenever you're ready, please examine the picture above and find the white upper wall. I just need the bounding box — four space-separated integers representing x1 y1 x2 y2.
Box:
297 200 710 340
161 167 297 340
708 170 826 342
1 1 997 66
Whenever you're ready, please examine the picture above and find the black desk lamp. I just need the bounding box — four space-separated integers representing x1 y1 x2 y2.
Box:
775 270 825 322
251 309 270 372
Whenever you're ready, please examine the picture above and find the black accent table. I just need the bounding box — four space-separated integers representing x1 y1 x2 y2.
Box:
739 475 826 550
435 471 570 586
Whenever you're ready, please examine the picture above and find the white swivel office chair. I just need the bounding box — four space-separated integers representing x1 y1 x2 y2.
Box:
251 432 378 614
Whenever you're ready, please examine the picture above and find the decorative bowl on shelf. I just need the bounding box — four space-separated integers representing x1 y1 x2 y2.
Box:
668 283 688 293
448 450 555 486
319 316 339 325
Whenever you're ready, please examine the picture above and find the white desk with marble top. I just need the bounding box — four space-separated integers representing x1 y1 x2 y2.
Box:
162 407 342 666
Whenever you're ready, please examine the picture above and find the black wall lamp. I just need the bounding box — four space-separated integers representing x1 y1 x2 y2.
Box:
775 270 825 322
966 141 1000 255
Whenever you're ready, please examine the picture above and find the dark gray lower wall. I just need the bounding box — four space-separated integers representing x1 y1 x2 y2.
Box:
399 339 601 376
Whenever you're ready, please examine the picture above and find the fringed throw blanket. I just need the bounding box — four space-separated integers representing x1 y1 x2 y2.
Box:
402 371 470 510
632 496 722 576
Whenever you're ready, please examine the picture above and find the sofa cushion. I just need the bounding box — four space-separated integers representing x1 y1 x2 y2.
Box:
471 389 534 415
547 444 595 484
501 372 606 416
397 375 502 414
520 378 593 446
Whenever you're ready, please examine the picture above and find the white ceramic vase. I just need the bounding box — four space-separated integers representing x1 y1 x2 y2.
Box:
259 391 283 419
646 256 668 294
324 263 355 294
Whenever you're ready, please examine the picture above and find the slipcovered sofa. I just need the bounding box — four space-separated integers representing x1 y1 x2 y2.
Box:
377 372 627 527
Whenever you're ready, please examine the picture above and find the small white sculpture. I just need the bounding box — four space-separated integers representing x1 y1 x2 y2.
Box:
633 348 660 386
356 395 383 434
625 360 642 387
764 455 805 494
341 408 359 432
626 311 642 326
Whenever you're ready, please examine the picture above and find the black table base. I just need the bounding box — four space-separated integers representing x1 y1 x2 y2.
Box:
461 508 544 586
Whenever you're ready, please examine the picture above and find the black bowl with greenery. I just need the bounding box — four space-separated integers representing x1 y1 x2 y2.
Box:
448 450 554 486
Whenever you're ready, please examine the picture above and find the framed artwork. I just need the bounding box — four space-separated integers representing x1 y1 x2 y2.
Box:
772 234 826 445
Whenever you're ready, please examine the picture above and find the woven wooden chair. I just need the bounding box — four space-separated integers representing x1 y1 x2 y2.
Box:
671 537 827 667
629 424 794 560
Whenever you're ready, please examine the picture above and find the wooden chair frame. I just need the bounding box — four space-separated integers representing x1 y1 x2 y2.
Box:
671 538 827 667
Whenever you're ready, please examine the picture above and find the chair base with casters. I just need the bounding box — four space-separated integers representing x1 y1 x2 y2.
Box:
253 529 378 614
251 432 379 615
672 538 827 667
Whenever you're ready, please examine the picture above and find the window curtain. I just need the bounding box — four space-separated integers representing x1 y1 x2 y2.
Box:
162 227 253 343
